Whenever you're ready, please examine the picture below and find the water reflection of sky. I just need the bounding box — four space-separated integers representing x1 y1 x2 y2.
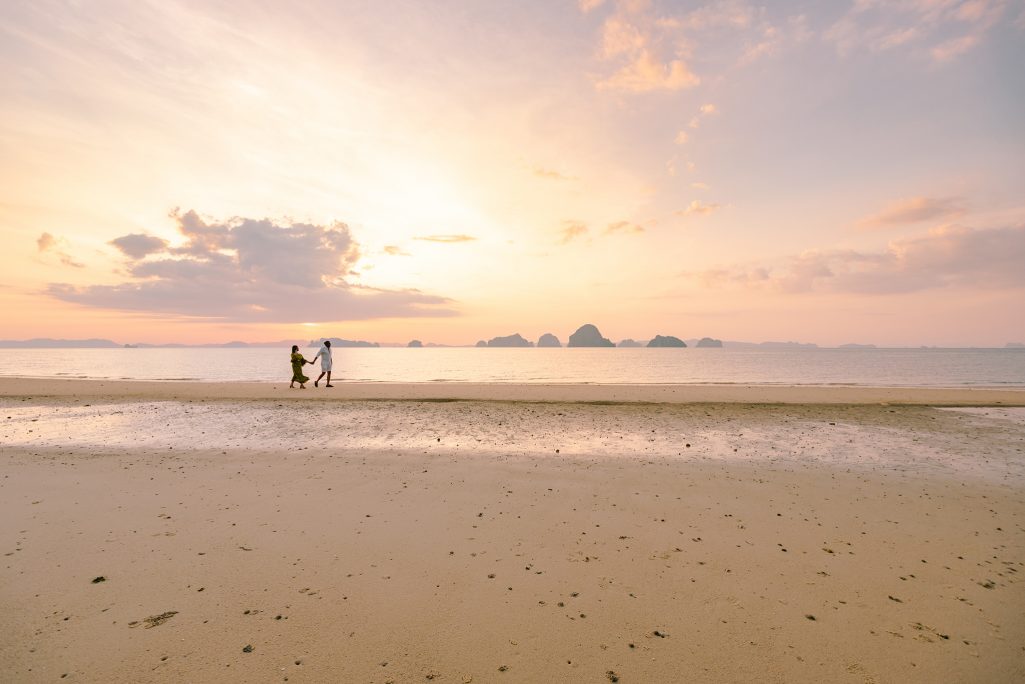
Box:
3 400 1023 485
1 347 1024 386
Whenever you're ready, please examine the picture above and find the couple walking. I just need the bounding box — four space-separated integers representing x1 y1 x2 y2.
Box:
290 340 334 389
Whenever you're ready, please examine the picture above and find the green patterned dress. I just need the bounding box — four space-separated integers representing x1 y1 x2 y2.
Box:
290 352 309 384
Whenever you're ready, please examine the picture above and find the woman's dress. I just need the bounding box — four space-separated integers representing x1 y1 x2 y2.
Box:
290 352 309 383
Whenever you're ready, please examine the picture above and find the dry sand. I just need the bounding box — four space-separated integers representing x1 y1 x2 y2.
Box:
1 380 1024 683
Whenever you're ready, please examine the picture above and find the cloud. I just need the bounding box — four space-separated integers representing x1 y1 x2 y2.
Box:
36 232 84 268
413 234 477 243
825 0 1008 62
678 200 721 216
600 16 647 58
579 0 606 13
604 220 645 235
383 245 410 256
687 102 719 130
860 196 965 227
674 130 689 144
596 50 700 92
47 209 454 322
587 1 793 95
691 182 709 190
931 34 979 61
661 3 756 31
533 166 575 181
109 233 169 259
560 221 589 244
690 224 1025 294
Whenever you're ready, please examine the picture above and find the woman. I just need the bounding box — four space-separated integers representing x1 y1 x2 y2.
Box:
289 345 313 388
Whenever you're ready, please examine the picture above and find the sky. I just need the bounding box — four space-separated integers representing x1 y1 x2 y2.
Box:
1 0 1024 346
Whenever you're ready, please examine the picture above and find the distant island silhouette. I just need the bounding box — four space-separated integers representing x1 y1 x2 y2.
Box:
695 337 723 348
537 333 561 347
309 337 379 348
2 335 1014 350
567 324 615 347
647 335 687 348
484 333 532 348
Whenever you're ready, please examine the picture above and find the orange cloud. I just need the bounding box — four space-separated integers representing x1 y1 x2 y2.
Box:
604 221 645 235
36 232 84 268
533 166 575 181
678 200 721 216
414 234 477 243
559 221 589 244
596 50 699 92
690 224 1025 294
860 196 964 228
931 34 979 62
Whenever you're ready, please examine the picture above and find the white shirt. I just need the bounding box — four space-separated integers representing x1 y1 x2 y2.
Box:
314 345 332 370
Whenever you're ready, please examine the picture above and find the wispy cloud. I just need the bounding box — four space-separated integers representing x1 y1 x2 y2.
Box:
414 234 477 243
48 210 454 322
533 166 575 181
688 103 718 129
604 220 645 235
596 49 700 92
37 232 84 268
590 2 702 93
383 245 410 256
559 221 589 244
931 34 979 62
678 200 721 216
689 224 1025 294
825 0 1008 62
586 0 800 95
860 196 965 228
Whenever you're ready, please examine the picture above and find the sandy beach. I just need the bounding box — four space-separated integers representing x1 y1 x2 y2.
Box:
2 380 1024 683
3 377 1025 405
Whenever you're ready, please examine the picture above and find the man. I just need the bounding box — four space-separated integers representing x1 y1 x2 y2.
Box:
313 339 334 387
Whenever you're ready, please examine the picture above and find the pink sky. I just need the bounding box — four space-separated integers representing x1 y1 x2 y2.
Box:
2 0 1024 346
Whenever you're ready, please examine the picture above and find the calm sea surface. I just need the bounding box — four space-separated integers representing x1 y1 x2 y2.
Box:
1 347 1023 387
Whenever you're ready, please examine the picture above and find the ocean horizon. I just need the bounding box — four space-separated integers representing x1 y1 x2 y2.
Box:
2 346 1023 387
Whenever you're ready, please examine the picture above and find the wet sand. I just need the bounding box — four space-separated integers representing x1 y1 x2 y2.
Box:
1 387 1024 682
2 376 1025 405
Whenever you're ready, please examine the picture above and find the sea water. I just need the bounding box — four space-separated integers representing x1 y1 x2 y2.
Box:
1 347 1023 387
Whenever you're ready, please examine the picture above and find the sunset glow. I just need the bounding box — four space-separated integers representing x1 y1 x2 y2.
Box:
2 0 1024 345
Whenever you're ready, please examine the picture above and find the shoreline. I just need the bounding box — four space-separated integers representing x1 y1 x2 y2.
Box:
2 376 1025 405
